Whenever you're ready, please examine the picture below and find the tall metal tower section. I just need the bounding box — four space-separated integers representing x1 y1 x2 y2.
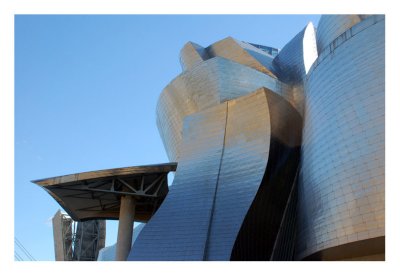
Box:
52 210 106 261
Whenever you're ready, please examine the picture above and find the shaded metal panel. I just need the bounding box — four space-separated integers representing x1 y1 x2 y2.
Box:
132 88 302 260
269 178 298 261
303 237 384 261
156 57 297 162
316 15 361 54
272 22 318 118
234 40 277 74
273 22 318 85
205 89 271 260
297 16 385 260
179 41 209 71
206 37 277 78
128 103 227 260
230 90 302 260
247 42 279 57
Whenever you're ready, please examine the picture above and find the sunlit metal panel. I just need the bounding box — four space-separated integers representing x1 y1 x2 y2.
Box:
156 57 298 162
297 15 385 260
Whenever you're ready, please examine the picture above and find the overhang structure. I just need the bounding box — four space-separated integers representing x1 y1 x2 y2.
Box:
32 163 177 222
32 162 177 261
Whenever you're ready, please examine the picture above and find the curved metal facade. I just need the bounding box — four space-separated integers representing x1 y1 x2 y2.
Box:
129 102 228 260
156 57 297 162
273 22 318 85
297 15 385 260
229 90 302 260
316 15 362 54
32 15 385 261
129 88 302 260
272 22 318 118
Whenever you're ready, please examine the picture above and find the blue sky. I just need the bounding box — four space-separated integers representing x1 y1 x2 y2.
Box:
15 14 321 261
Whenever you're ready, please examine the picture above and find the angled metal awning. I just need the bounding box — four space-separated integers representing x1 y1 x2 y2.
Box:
32 163 177 222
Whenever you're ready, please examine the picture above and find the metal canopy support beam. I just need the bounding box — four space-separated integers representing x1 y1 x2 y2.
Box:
49 173 168 199
115 195 136 261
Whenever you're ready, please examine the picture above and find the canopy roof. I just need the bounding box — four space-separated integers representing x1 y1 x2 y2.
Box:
32 163 177 222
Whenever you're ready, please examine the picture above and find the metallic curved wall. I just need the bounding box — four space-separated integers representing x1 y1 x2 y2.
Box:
156 57 297 162
129 15 384 261
316 15 362 54
273 22 318 85
204 90 271 260
271 22 318 118
131 90 270 260
229 89 302 260
158 33 317 162
129 102 228 260
129 88 302 260
297 15 385 260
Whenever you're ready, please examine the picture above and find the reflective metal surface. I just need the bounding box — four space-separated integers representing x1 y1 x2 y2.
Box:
229 89 302 260
156 57 299 162
316 15 364 54
272 22 318 118
273 22 318 85
129 102 227 260
297 15 385 260
205 89 271 260
33 14 385 261
129 88 302 260
159 35 314 162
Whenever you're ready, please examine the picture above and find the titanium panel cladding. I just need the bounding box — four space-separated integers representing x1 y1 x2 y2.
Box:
273 22 317 85
33 14 386 262
207 89 302 260
204 90 271 260
316 15 362 54
179 42 209 71
156 57 295 162
272 22 318 117
131 88 302 260
297 15 385 260
207 37 277 78
128 103 228 260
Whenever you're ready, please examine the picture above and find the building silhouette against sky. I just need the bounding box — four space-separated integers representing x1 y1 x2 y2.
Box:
34 14 385 261
52 210 106 261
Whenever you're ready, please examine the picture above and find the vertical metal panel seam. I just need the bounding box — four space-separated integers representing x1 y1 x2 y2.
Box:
203 101 229 260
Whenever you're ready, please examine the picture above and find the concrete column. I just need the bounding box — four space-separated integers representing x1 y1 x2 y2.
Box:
115 195 135 261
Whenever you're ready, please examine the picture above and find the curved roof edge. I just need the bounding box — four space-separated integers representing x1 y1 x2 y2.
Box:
308 15 384 80
272 22 318 85
316 14 374 54
32 162 177 186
